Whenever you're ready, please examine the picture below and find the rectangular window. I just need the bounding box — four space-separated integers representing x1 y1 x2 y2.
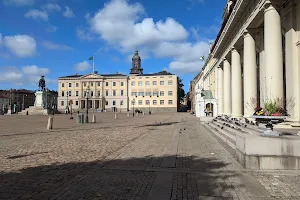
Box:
160 81 164 85
138 100 142 105
138 81 142 86
121 82 124 86
97 90 101 97
160 91 164 96
153 81 157 85
76 91 79 96
146 100 150 105
106 82 108 86
91 91 93 97
68 91 72 96
120 100 124 105
113 82 116 86
62 91 65 97
106 90 108 96
62 83 64 87
138 92 144 96
91 82 93 87
61 101 64 106
106 101 108 105
69 83 72 87
146 92 151 96
75 101 78 106
145 81 150 86
76 83 79 87
131 81 135 86
97 82 100 86
84 82 86 87
113 90 116 96
168 91 173 96
112 100 116 106
160 100 164 105
153 100 157 105
132 92 137 96
168 80 173 85
168 100 173 105
153 92 158 97
121 90 124 96
84 91 86 97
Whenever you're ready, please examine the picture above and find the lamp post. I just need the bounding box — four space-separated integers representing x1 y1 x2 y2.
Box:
66 91 69 114
85 86 90 123
9 89 12 113
148 95 152 114
22 94 27 110
131 99 135 116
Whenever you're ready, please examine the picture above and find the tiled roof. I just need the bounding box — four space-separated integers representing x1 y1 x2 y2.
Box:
137 71 174 76
59 73 127 79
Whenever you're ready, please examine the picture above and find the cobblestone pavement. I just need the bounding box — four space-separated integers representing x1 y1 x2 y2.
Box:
0 113 300 199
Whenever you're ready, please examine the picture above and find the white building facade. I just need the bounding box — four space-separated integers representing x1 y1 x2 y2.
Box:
202 0 300 122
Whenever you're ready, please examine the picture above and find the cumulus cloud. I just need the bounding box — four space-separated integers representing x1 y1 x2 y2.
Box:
63 6 75 18
76 27 95 41
22 65 50 76
42 41 73 51
24 9 48 21
4 34 36 57
73 61 92 72
79 0 209 74
45 25 58 32
42 3 61 12
3 0 34 6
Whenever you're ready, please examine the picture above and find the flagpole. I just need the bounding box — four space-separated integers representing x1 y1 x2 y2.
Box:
93 56 95 73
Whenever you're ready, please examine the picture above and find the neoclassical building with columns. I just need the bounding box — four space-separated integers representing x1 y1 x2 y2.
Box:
198 0 300 122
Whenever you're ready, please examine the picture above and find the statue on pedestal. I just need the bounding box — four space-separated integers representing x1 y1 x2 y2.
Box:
38 75 46 91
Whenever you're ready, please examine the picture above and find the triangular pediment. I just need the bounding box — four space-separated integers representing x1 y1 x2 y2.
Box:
80 73 103 79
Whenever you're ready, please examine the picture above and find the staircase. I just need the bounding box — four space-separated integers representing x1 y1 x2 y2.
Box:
18 106 49 115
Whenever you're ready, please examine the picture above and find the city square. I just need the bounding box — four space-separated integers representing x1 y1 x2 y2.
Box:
1 113 300 200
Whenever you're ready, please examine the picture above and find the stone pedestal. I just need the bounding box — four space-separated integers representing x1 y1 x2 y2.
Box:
35 91 45 108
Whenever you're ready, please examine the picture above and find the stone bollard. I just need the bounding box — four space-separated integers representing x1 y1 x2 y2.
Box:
26 111 28 115
92 114 96 123
127 112 130 117
47 116 53 130
136 112 139 117
143 112 145 116
76 114 82 124
115 113 117 119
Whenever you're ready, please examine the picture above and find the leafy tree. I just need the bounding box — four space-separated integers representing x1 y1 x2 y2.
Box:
177 77 185 110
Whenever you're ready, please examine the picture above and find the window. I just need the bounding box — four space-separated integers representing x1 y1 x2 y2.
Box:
106 82 108 86
146 92 151 96
62 83 64 87
91 82 93 87
145 81 150 86
97 90 101 97
160 91 164 96
153 100 157 105
121 90 124 96
84 82 86 87
68 91 71 96
97 82 100 86
146 100 150 105
91 91 93 97
132 92 137 96
113 100 116 105
84 91 86 97
160 81 164 85
160 100 164 105
113 82 116 86
153 92 158 97
131 81 135 86
121 82 124 86
106 101 108 105
138 81 142 86
69 83 72 87
138 92 144 96
120 100 124 105
113 90 116 96
61 101 64 106
168 100 173 105
106 90 108 96
168 80 173 85
153 81 157 85
168 91 173 96
75 101 78 106
138 100 142 105
76 83 79 87
62 91 65 97
76 91 79 96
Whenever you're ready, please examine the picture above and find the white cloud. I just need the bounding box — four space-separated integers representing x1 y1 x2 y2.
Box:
3 0 34 6
42 3 61 12
22 65 50 76
42 41 73 51
4 34 36 57
63 6 75 18
79 0 209 74
76 27 95 41
25 9 48 21
73 61 91 72
45 25 58 32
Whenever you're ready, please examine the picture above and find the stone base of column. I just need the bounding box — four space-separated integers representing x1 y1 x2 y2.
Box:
230 114 243 118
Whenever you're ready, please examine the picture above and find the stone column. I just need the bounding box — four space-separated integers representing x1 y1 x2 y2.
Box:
223 59 232 116
264 1 284 100
231 48 243 117
217 66 224 115
243 30 257 117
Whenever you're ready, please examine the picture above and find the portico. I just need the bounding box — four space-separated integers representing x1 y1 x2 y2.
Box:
203 0 300 122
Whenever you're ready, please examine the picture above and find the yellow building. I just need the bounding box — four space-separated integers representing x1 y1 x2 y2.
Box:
57 50 178 113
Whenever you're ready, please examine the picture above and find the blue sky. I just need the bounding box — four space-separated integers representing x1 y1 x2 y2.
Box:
0 0 226 92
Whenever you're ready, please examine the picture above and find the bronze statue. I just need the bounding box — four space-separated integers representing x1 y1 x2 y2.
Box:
38 75 46 91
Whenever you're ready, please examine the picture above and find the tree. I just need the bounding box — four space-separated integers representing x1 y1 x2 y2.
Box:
177 77 185 110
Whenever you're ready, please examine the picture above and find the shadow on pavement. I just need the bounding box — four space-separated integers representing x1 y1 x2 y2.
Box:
139 121 180 127
0 155 242 200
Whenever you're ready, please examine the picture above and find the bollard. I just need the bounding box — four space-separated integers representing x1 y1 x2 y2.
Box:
115 113 117 119
76 114 81 124
127 112 130 117
26 111 28 115
143 112 145 116
92 114 96 123
47 116 53 130
136 112 139 117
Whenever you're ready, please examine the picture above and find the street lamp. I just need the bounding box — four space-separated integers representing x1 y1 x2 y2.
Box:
22 94 27 110
85 86 91 123
66 91 69 114
131 99 135 116
148 95 152 114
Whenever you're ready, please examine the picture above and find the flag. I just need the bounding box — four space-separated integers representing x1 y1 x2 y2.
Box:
89 56 93 60
200 56 205 61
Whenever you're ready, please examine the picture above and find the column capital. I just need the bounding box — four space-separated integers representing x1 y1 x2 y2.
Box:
263 0 276 13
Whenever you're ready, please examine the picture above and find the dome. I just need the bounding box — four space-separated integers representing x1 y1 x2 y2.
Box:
132 50 141 60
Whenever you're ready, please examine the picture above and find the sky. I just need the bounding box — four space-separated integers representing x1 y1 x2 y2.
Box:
0 0 226 92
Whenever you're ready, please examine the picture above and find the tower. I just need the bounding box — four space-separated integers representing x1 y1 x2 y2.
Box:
130 50 143 75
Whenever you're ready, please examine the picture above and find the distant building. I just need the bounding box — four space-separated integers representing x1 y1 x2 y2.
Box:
0 89 35 112
0 96 9 112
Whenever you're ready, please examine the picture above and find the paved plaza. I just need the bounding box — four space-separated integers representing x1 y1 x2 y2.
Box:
0 113 300 200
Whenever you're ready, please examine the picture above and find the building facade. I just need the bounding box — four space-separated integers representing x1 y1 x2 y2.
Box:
199 0 300 122
0 89 35 112
0 96 9 112
57 50 178 113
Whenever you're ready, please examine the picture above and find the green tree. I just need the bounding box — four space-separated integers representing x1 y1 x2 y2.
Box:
177 77 185 110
